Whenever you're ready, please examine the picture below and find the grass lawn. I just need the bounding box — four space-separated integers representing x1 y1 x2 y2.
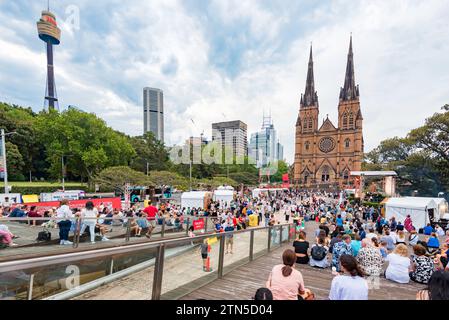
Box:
0 181 87 187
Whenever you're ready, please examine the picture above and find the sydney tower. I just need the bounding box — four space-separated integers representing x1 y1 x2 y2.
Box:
37 9 61 111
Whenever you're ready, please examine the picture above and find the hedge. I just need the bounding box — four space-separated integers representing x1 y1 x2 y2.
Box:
9 185 93 195
362 201 383 208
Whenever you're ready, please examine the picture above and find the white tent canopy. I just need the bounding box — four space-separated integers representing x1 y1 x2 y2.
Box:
213 189 235 208
385 197 438 229
181 191 210 209
404 197 448 219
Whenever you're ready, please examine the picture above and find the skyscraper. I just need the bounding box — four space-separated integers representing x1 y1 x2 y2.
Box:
143 87 164 142
212 120 248 160
249 115 284 168
37 8 61 111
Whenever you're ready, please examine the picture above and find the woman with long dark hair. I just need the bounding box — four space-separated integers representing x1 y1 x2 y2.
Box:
266 249 309 300
329 254 368 300
417 271 449 300
79 201 99 244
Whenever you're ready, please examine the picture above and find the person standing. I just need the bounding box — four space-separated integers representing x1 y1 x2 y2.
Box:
404 215 414 233
56 199 73 245
79 201 99 244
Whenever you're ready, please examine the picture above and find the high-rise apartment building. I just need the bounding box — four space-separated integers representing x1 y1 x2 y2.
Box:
143 87 164 142
212 120 248 160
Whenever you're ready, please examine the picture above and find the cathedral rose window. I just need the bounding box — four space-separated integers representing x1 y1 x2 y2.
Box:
319 137 336 153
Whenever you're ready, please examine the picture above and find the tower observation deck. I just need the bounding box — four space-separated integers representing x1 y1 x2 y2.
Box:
37 10 61 111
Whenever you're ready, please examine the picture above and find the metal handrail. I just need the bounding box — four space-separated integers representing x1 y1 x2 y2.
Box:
0 222 293 273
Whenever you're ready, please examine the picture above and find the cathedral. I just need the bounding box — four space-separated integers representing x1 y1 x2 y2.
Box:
293 36 364 189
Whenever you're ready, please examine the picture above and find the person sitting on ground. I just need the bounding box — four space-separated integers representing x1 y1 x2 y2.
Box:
423 223 434 236
0 224 18 247
329 254 368 300
385 244 411 284
332 234 353 272
253 288 273 300
27 206 42 226
409 229 419 246
293 231 309 265
381 229 396 252
379 240 389 259
309 236 330 268
266 249 312 300
366 227 377 240
416 270 449 300
410 244 435 284
434 243 449 270
395 230 407 245
351 234 362 257
427 232 440 250
357 238 383 277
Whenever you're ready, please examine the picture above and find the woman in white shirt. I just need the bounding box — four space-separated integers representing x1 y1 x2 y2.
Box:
329 254 368 300
79 201 99 244
385 244 411 284
56 199 74 245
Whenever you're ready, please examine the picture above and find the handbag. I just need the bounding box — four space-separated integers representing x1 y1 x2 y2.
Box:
37 227 51 242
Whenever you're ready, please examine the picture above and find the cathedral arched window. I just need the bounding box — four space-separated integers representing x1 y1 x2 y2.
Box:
343 113 348 129
349 112 354 128
321 166 330 182
343 170 349 182
303 118 308 132
344 138 350 148
308 117 313 129
305 141 310 151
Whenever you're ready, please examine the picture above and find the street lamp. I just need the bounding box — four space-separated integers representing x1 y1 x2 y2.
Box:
1 129 18 194
61 154 73 192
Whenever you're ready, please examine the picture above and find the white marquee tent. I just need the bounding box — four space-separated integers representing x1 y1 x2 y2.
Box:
384 197 438 229
404 197 448 219
181 191 212 209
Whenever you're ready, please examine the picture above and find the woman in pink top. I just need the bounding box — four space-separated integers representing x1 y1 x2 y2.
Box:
266 249 308 300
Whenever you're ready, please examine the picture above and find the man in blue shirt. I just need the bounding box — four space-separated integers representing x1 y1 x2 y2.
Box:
423 223 434 235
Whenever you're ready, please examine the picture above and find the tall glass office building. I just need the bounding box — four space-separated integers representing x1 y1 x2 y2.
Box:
249 116 284 168
143 87 164 142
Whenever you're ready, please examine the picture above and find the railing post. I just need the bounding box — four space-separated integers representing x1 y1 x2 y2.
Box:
108 258 114 275
27 274 34 300
218 235 225 278
267 226 272 252
279 225 283 244
73 216 81 248
161 220 165 238
249 229 254 262
204 217 208 233
185 217 190 236
125 218 131 242
152 244 165 300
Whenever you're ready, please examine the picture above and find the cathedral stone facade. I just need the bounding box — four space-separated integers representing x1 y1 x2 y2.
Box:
294 36 364 189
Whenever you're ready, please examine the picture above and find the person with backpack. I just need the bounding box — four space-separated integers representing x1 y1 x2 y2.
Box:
309 237 330 268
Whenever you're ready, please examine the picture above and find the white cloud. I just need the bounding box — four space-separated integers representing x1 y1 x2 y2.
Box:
0 0 448 166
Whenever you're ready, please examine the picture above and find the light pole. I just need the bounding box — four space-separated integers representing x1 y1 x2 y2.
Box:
189 159 192 191
1 129 8 195
1 130 18 195
61 154 73 192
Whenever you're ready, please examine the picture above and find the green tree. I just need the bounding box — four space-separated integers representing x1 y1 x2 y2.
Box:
93 166 154 193
130 132 171 173
5 142 25 180
35 108 136 182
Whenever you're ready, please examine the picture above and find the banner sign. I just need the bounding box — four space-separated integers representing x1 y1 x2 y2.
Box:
19 197 122 214
193 218 205 231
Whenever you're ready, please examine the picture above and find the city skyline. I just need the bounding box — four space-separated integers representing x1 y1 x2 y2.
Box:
0 1 448 164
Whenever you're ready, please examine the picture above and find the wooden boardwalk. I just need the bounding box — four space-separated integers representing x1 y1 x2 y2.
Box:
180 244 425 300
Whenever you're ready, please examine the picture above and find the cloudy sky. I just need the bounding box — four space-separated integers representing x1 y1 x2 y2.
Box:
0 0 448 163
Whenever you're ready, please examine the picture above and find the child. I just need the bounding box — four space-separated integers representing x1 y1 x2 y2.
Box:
200 239 211 272
379 240 388 259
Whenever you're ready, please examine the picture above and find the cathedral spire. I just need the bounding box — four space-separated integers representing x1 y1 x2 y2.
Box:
301 44 319 108
340 34 359 101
